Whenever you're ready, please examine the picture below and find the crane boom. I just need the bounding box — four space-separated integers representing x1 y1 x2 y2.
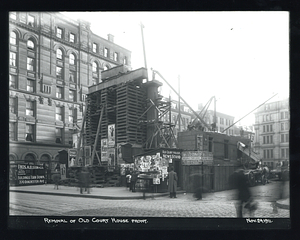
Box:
152 69 211 130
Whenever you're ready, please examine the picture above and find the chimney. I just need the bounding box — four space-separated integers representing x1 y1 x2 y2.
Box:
108 34 114 43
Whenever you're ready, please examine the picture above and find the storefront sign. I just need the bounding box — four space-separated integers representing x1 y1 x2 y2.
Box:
9 164 45 186
161 149 181 160
182 151 213 165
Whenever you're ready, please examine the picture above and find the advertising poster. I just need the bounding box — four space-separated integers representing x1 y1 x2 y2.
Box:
108 124 115 147
68 149 77 167
60 164 66 179
107 148 115 166
101 139 108 162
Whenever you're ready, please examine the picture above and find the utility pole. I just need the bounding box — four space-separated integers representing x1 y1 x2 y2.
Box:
178 75 181 132
140 22 148 71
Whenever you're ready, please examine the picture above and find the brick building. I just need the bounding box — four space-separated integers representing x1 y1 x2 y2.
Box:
9 12 131 171
253 98 289 169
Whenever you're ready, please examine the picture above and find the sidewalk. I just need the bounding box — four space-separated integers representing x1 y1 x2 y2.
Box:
9 184 179 200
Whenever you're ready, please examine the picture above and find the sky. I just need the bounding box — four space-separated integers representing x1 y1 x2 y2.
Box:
62 11 289 126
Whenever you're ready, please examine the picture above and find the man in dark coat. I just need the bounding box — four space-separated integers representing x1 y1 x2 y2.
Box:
229 169 256 217
131 171 138 192
168 167 178 198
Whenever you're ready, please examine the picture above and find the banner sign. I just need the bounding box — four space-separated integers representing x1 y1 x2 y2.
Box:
9 164 45 186
182 151 213 165
161 149 181 160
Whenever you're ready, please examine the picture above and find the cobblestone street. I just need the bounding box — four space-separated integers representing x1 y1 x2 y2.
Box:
10 191 289 218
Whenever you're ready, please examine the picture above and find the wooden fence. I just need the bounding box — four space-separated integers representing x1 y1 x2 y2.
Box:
182 165 239 193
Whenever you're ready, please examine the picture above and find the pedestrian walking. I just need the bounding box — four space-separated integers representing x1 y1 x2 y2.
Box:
131 171 138 192
52 170 60 190
229 169 257 217
79 168 91 194
168 167 178 198
126 172 132 190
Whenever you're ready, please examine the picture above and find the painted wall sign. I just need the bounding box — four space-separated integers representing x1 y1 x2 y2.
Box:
182 151 213 165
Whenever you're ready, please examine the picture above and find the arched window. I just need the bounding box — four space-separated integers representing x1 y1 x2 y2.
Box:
24 153 36 163
69 53 75 65
27 39 35 49
92 62 98 72
57 48 63 60
10 32 17 45
27 39 36 72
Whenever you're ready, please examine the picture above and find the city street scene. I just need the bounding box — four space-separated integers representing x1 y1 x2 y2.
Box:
9 12 289 229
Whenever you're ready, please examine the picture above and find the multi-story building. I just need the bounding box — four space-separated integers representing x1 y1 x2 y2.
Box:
253 98 289 169
9 12 131 171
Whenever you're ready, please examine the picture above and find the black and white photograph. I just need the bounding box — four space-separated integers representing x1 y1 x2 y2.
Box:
8 11 290 230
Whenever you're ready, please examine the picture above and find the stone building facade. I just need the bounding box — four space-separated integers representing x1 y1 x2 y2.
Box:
9 12 131 170
253 98 289 169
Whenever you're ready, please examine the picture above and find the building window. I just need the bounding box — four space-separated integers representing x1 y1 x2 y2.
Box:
25 124 34 142
285 112 289 119
281 134 284 143
263 125 265 132
114 52 118 61
224 140 229 159
9 122 16 141
56 27 63 38
26 100 35 117
56 86 63 99
270 124 273 132
57 49 63 60
10 12 17 20
286 133 289 142
281 123 284 131
27 39 35 49
69 71 76 83
27 57 35 71
9 74 17 88
123 56 127 65
9 97 16 114
43 84 51 94
69 108 75 123
55 128 63 143
56 66 63 79
220 118 224 124
104 48 108 57
69 53 75 65
10 32 17 45
69 89 75 102
27 15 35 27
56 107 63 121
285 122 289 131
281 148 285 158
93 43 98 53
69 33 75 43
27 79 34 92
92 62 98 73
10 52 16 67
81 94 86 102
